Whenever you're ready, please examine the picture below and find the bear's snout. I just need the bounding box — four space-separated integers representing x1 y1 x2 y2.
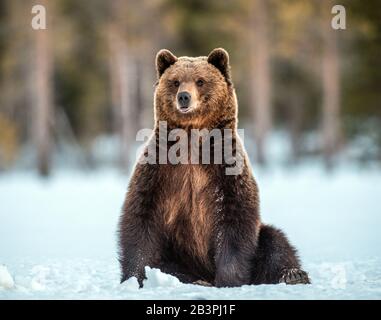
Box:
177 91 191 110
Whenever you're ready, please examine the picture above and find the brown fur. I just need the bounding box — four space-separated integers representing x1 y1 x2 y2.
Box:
159 164 212 264
118 48 310 287
154 54 236 130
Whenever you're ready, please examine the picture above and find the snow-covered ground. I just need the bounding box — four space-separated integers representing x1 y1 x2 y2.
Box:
1 163 381 299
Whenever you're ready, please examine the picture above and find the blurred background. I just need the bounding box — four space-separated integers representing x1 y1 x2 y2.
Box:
1 0 381 299
0 0 380 175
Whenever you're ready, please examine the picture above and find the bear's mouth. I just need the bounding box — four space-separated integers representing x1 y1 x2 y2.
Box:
175 101 199 114
176 102 195 114
178 106 191 113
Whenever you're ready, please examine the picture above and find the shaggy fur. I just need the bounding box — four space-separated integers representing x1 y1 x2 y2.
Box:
118 48 310 287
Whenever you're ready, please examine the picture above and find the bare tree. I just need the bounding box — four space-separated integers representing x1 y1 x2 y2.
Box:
108 0 138 171
250 0 272 165
31 1 53 177
108 0 160 171
109 28 131 170
321 0 341 167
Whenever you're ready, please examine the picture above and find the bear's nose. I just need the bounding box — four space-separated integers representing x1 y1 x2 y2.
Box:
177 91 191 109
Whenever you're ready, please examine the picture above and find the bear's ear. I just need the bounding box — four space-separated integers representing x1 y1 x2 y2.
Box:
207 48 231 84
156 49 178 78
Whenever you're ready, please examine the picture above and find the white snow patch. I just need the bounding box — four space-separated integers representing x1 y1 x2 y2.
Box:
143 267 182 289
30 266 50 291
0 265 15 289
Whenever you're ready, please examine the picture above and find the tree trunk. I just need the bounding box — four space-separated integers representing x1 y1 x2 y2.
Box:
109 29 130 170
250 0 272 165
321 0 341 167
32 18 53 177
108 9 142 171
289 94 303 162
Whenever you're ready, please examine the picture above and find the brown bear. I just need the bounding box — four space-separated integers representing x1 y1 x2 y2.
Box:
118 48 310 287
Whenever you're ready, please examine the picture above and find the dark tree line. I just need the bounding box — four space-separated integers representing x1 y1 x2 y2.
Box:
0 0 380 175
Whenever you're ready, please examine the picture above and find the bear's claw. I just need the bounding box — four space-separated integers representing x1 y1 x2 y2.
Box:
279 268 310 285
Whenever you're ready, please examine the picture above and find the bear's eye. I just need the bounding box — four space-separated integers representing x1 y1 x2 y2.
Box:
173 80 180 87
196 79 204 87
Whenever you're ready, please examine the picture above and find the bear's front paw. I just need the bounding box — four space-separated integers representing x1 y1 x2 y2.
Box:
121 267 147 288
279 268 310 285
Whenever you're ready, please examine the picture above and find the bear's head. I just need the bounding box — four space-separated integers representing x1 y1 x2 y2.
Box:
154 48 237 129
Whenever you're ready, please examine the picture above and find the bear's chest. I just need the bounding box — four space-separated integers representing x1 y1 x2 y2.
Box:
159 165 217 261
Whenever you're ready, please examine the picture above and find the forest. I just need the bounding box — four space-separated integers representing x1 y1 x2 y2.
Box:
1 1 381 300
0 0 380 175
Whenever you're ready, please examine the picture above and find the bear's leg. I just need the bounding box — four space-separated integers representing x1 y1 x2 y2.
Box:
251 224 310 285
119 165 164 287
119 220 163 287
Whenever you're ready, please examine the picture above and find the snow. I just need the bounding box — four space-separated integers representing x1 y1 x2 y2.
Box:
0 163 381 299
0 265 14 289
